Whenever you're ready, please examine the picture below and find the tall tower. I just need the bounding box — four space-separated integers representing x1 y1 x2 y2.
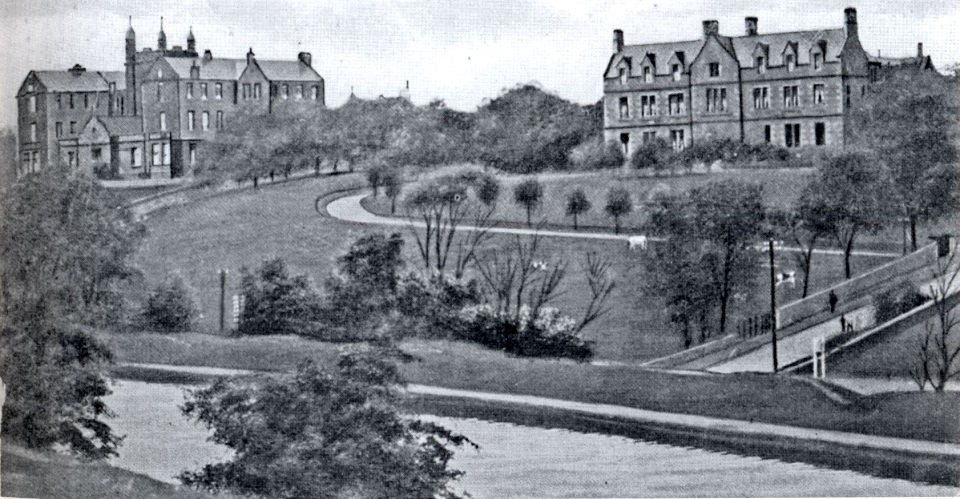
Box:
125 17 137 116
158 17 167 51
187 27 196 53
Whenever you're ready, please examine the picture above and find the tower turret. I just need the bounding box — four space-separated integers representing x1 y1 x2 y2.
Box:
187 27 196 52
158 17 167 51
125 16 136 60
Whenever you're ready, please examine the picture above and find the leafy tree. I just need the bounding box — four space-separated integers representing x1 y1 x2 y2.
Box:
851 72 959 250
382 168 403 214
565 188 591 230
513 178 544 226
568 136 625 171
604 186 633 234
180 351 473 498
367 163 384 197
238 258 322 336
631 137 672 174
142 274 198 332
474 173 501 208
804 153 891 278
0 127 16 184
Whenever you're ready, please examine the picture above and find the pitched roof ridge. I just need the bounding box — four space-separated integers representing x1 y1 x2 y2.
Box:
731 26 844 40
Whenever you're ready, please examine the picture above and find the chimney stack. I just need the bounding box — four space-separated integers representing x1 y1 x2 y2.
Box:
745 17 758 36
246 47 255 65
702 20 719 37
844 7 858 38
613 29 624 53
203 49 213 61
917 42 923 58
298 52 312 67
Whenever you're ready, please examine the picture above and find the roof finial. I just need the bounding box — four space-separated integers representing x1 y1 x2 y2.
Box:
129 16 132 27
160 16 164 29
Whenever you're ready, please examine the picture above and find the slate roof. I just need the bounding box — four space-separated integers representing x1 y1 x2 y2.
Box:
608 27 848 77
255 59 322 82
32 70 113 92
100 71 127 90
97 116 143 136
868 54 934 70
164 57 246 80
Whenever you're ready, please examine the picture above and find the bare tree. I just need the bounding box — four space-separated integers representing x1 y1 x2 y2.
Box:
911 242 960 392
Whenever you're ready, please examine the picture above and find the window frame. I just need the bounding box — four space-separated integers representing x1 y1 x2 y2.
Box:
708 62 721 77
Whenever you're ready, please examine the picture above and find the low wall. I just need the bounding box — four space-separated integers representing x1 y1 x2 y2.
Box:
778 243 939 329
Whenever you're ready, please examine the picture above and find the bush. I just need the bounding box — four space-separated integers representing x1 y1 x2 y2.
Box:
874 282 930 324
630 138 673 172
396 274 482 339
93 162 121 180
238 258 323 336
142 275 197 332
458 305 593 361
568 136 625 171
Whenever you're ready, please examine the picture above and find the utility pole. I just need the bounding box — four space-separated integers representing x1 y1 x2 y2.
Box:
769 239 779 372
219 269 227 332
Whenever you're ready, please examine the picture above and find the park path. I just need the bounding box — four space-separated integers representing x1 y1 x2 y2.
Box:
324 192 900 257
118 362 960 459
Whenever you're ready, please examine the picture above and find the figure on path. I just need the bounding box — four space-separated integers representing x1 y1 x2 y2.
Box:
829 290 838 313
840 314 846 332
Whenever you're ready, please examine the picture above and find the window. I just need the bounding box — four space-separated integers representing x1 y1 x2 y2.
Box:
28 95 36 113
752 87 769 109
189 143 197 165
57 95 62 109
641 95 657 117
242 83 251 99
782 86 799 108
70 121 76 134
55 122 63 137
30 122 37 142
706 88 727 112
813 84 825 105
643 66 652 83
668 93 684 115
159 112 167 131
157 82 164 101
784 123 801 148
764 125 771 143
21 153 29 175
216 110 224 130
845 85 851 106
67 151 76 167
109 82 116 93
815 123 826 145
27 83 34 92
296 85 304 99
786 54 795 72
162 143 171 165
186 83 194 99
641 131 656 143
92 148 102 161
131 147 142 167
708 62 720 77
254 83 262 99
672 64 681 81
116 96 124 114
84 94 89 109
861 85 866 97
670 129 685 151
813 53 823 70
282 84 289 99
618 97 629 119
69 93 75 109
756 56 766 74
619 133 630 156
201 83 208 99
31 151 38 171
152 144 161 166
619 68 627 85
215 82 223 99
202 111 210 131
187 111 195 131
311 85 319 100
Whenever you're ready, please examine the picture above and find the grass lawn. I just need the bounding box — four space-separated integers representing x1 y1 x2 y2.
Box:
0 441 227 499
134 170 890 362
102 332 960 444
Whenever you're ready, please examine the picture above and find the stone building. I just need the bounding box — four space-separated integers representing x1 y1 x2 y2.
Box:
602 8 935 157
16 20 324 179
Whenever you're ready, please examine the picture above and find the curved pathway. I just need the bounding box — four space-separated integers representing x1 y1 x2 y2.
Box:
325 192 900 257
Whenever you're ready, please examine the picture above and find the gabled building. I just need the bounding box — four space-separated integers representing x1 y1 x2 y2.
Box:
15 20 325 180
602 8 934 156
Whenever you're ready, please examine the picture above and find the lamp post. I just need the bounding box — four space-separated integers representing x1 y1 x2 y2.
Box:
769 239 779 373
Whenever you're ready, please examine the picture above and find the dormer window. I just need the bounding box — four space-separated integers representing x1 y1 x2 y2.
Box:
643 66 652 83
619 68 628 85
672 64 681 81
708 63 720 77
813 53 823 70
756 56 766 74
786 54 795 72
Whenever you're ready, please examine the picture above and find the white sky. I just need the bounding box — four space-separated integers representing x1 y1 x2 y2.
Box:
0 0 957 129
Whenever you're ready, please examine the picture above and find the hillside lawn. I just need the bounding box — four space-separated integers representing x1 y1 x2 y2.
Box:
133 171 890 362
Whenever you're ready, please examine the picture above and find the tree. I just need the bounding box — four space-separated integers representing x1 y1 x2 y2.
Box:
768 201 831 298
910 242 960 392
367 162 385 197
181 350 473 498
631 137 672 174
805 153 890 278
851 72 959 250
238 258 322 336
568 136 625 171
513 178 543 226
604 186 633 234
382 168 403 214
565 188 591 230
142 274 198 332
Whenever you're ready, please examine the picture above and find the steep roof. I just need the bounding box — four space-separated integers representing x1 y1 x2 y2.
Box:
96 116 143 136
255 59 322 82
868 54 935 70
609 27 847 76
100 71 126 90
164 57 246 80
31 69 113 92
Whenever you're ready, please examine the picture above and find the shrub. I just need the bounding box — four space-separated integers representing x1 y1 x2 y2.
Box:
458 305 593 361
395 273 482 339
874 281 930 324
93 162 121 180
238 258 323 336
142 275 198 332
568 136 625 171
630 137 673 173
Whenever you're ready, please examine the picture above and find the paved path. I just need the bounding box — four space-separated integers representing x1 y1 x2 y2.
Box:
117 362 960 459
325 192 900 256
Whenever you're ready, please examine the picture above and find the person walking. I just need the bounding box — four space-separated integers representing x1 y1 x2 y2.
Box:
829 290 838 313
